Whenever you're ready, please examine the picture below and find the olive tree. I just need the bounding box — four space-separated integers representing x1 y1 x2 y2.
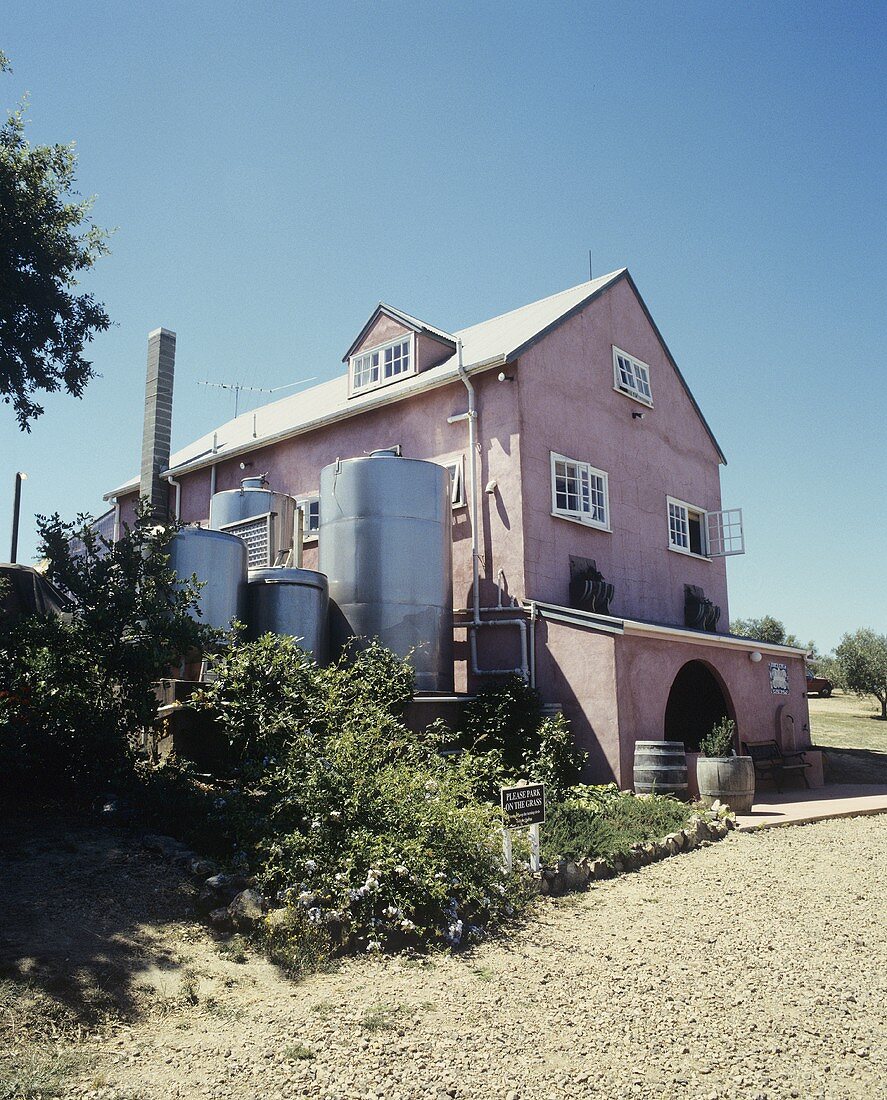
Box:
0 51 111 430
835 629 887 720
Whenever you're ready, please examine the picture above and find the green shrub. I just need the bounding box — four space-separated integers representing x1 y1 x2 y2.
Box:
699 717 736 758
200 637 531 952
454 676 586 799
540 786 693 864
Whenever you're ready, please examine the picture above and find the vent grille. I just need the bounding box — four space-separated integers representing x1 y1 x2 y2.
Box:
223 515 272 568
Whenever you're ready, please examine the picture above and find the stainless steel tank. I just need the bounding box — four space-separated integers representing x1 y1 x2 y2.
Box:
246 567 329 662
319 450 454 692
167 527 247 631
209 476 297 569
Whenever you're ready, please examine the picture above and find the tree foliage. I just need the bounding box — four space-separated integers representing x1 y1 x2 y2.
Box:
835 629 887 720
0 510 216 798
730 615 810 650
0 53 111 429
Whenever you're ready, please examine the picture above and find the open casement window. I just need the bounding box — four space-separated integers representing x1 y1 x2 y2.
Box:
551 453 610 530
668 498 745 558
350 336 413 394
613 346 653 406
442 458 466 508
297 496 320 541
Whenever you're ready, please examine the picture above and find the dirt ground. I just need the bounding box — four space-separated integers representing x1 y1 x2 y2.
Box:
1 811 885 1100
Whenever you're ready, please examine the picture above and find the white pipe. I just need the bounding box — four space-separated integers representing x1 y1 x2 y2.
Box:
456 339 480 625
469 617 528 679
529 601 537 689
165 475 182 521
112 501 121 543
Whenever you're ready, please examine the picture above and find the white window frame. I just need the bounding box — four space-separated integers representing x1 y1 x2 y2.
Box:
613 346 653 407
349 334 415 396
550 452 610 531
667 497 745 558
297 495 320 542
442 457 466 509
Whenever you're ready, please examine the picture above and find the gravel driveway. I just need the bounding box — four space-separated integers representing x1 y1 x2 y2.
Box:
70 814 883 1100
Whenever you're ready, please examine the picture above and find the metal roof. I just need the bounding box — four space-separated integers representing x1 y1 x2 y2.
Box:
106 268 724 498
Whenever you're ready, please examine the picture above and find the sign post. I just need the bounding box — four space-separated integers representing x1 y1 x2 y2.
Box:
500 781 546 873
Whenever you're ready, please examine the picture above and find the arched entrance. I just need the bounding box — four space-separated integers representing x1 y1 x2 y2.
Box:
664 660 734 753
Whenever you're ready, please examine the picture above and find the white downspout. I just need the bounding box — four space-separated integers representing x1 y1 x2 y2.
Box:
112 500 121 543
450 344 529 682
165 475 182 521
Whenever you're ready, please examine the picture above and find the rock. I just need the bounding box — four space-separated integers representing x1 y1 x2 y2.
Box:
190 857 219 878
142 834 190 860
198 872 249 912
588 859 612 880
228 888 265 930
665 831 686 852
209 906 233 931
559 860 588 891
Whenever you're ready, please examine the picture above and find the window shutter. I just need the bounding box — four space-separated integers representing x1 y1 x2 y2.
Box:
705 508 745 557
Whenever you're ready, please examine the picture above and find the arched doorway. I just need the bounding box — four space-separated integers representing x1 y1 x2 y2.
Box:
664 660 734 752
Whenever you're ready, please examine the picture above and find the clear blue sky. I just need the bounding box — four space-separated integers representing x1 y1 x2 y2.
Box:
1 1 884 652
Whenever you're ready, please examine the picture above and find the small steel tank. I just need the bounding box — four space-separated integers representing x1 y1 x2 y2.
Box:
167 527 247 631
319 450 454 692
209 476 297 569
246 567 329 662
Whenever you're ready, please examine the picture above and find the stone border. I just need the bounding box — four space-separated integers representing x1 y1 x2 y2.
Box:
539 807 736 897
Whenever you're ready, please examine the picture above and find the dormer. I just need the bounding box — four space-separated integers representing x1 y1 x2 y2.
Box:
343 304 456 398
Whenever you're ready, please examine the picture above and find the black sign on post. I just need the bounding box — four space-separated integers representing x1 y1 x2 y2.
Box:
501 783 546 829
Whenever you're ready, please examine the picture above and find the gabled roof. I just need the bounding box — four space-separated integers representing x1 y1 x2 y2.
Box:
342 303 457 362
105 268 724 498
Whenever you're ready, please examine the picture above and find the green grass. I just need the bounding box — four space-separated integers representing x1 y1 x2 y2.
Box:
358 1003 402 1032
540 792 693 865
283 1042 314 1061
808 692 887 784
808 692 887 751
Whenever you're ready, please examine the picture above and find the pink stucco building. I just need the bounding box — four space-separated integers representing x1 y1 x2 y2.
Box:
106 269 820 788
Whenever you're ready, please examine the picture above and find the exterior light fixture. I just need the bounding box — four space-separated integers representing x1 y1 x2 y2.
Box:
497 371 515 382
749 650 763 663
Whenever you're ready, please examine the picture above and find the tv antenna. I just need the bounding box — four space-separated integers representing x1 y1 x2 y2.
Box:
198 376 317 417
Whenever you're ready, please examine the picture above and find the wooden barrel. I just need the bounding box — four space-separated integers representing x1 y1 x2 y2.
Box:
633 740 689 798
696 756 755 813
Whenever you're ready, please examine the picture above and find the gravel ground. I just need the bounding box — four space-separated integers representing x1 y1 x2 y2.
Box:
6 815 886 1100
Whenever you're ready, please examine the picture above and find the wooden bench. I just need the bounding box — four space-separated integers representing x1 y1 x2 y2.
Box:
741 740 812 792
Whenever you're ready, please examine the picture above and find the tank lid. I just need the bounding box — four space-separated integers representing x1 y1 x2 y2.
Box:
241 475 269 490
369 447 402 459
247 567 328 591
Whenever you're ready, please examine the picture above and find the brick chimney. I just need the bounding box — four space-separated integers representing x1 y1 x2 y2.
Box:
139 327 176 518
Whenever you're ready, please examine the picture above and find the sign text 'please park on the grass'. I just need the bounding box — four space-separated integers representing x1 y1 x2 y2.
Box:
500 783 546 829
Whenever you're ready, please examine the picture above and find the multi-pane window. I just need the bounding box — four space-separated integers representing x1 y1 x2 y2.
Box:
613 346 653 406
668 497 746 558
351 337 412 392
297 495 320 539
550 452 609 529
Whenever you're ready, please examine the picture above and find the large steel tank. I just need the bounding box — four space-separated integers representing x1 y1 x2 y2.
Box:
209 476 297 569
246 567 329 662
167 527 247 631
319 450 453 692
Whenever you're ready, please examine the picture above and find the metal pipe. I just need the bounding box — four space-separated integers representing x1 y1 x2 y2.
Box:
456 339 480 625
9 471 27 563
113 501 121 543
165 475 182 521
469 617 528 679
528 601 537 689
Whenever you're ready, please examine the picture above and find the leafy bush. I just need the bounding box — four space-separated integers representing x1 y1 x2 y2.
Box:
699 716 736 758
198 638 530 952
540 785 693 864
454 676 585 799
0 509 214 802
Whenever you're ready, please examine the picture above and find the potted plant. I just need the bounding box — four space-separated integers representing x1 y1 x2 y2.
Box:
695 717 755 813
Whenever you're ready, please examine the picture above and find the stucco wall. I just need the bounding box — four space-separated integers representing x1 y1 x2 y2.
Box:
516 277 729 629
613 632 812 785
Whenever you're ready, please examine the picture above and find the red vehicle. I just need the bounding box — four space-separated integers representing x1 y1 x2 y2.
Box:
805 670 833 697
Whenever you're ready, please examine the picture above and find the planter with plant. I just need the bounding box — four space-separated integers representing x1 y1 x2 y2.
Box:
695 717 755 813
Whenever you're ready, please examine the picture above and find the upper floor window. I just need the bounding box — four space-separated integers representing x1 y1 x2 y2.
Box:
551 452 609 530
668 497 746 558
351 336 413 394
613 346 653 406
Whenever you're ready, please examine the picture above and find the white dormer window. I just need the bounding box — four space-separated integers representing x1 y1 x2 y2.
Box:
351 336 413 394
613 346 653 406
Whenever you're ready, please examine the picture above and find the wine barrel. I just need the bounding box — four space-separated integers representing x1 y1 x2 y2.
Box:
633 740 689 798
696 756 755 813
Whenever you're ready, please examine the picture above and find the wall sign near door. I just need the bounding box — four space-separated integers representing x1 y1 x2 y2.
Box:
769 662 789 695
